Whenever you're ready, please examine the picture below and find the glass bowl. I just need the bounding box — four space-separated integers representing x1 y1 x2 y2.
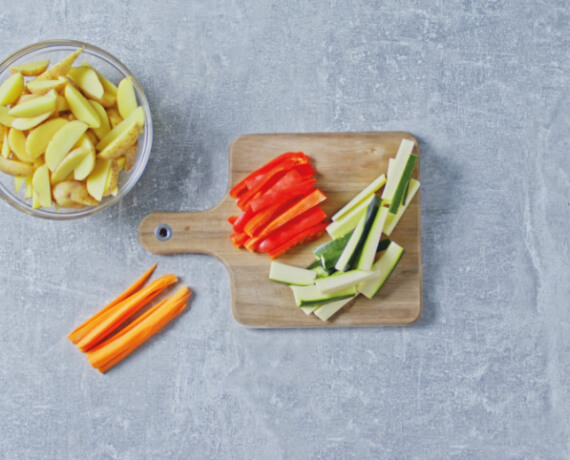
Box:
0 39 153 219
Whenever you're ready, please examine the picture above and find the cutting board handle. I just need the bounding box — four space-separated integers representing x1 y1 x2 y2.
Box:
138 197 235 258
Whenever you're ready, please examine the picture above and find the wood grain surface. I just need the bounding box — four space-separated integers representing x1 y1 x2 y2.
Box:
138 132 422 327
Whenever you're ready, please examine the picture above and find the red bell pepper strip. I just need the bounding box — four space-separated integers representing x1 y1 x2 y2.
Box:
230 232 248 248
267 222 329 259
249 177 316 213
257 188 327 239
243 152 308 189
229 152 307 198
232 207 255 233
293 163 315 179
228 215 238 225
243 200 289 237
257 206 327 253
243 235 263 252
236 156 309 210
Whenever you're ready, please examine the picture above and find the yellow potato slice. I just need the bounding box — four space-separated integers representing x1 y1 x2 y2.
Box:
8 128 31 162
81 60 117 107
10 59 50 76
8 90 57 117
74 133 95 152
55 94 69 113
65 84 100 128
25 117 68 160
0 72 24 106
122 144 137 172
96 106 144 151
45 120 88 171
32 164 52 208
14 175 25 193
98 119 140 160
106 107 122 129
1 131 10 158
0 106 15 128
115 156 126 172
117 76 138 119
24 176 33 198
16 93 39 105
73 148 95 180
26 78 66 95
86 157 112 201
53 180 98 207
51 146 91 184
35 47 84 81
11 111 53 131
0 156 34 176
103 159 120 196
67 67 104 99
88 100 110 139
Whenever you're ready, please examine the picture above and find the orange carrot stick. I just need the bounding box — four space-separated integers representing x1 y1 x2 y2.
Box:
94 292 190 373
68 263 158 344
76 273 178 352
87 286 191 372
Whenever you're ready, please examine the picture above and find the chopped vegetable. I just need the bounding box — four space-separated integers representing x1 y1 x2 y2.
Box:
76 273 178 352
67 263 157 344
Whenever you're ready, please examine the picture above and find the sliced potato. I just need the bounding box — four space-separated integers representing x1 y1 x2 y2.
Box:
53 181 97 208
103 159 120 196
67 66 104 99
51 146 91 184
8 90 57 117
106 107 122 129
35 47 84 81
82 60 117 107
0 72 24 106
25 117 68 160
64 84 100 128
98 119 140 160
14 176 25 193
88 100 110 139
26 78 66 95
10 59 50 76
86 158 111 201
117 76 137 119
122 144 137 172
96 106 144 151
45 120 88 171
32 164 52 208
73 148 95 180
24 176 33 198
16 93 39 105
0 156 34 176
0 106 15 128
11 111 53 131
1 131 10 158
55 94 69 113
8 128 31 162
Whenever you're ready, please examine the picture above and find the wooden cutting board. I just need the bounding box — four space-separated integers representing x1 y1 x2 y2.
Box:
138 132 422 327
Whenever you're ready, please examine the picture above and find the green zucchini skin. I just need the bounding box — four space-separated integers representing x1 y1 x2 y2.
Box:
344 195 380 271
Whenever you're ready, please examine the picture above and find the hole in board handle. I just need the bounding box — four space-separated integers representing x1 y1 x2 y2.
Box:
155 224 172 241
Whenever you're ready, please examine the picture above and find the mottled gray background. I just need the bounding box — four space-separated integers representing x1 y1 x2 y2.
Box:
0 1 569 459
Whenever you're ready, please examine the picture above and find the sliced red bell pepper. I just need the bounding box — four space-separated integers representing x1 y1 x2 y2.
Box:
267 222 329 259
293 163 315 179
243 200 289 237
232 207 255 233
243 235 263 252
257 206 327 253
257 188 327 239
236 157 309 210
229 152 307 198
230 232 248 248
243 152 308 189
249 177 315 213
228 215 238 225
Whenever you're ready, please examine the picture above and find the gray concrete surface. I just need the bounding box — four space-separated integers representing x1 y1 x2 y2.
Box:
1 1 569 458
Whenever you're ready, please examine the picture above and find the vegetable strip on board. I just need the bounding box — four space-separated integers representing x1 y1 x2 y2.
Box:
68 263 157 344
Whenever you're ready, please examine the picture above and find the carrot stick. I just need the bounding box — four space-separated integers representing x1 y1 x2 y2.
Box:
68 263 158 344
87 286 191 372
76 273 178 352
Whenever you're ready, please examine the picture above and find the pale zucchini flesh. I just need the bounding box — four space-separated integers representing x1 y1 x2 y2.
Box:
326 193 374 239
384 179 420 236
356 206 389 271
357 242 404 299
381 138 415 202
290 284 356 307
315 269 377 294
314 296 356 321
331 173 386 221
269 261 317 286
